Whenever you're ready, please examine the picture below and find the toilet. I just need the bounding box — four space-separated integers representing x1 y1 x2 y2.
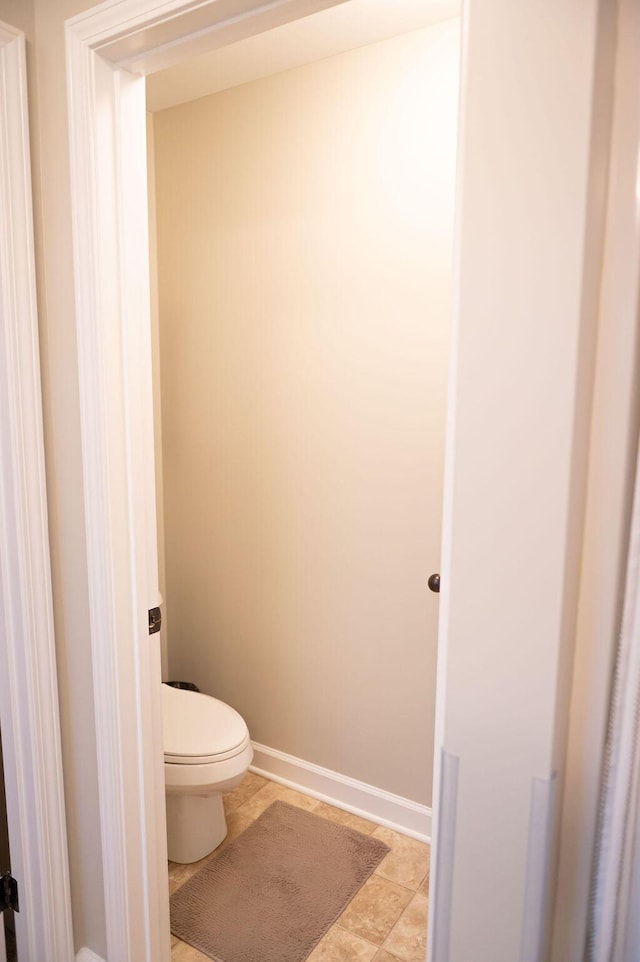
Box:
162 683 253 863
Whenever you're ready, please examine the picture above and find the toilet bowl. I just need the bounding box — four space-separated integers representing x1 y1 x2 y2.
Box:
162 683 253 863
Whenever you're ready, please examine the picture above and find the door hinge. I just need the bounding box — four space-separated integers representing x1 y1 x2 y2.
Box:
0 873 18 913
148 606 162 635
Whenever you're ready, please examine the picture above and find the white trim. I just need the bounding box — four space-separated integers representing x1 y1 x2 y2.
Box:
520 774 558 962
428 0 468 950
0 20 74 962
68 0 348 74
76 949 107 962
250 742 432 843
430 750 459 962
65 27 170 962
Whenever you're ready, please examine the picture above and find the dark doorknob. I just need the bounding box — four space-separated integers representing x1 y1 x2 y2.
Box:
428 573 440 593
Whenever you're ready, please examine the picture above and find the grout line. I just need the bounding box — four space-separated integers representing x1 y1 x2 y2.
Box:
373 865 430 894
333 922 382 949
333 920 408 959
379 888 429 960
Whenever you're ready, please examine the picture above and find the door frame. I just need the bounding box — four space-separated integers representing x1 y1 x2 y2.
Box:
63 1 633 961
65 4 357 960
0 20 74 962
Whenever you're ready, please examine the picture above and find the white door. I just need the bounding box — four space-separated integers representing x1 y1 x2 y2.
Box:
428 2 618 960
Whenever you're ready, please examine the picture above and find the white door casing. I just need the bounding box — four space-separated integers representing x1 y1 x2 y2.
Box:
65 39 168 962
0 20 74 962
65 3 353 960
66 2 363 958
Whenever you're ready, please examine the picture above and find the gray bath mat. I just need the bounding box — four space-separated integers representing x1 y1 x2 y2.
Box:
170 799 390 962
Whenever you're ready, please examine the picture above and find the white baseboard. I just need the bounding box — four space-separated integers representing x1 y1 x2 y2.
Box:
76 949 106 962
250 742 431 843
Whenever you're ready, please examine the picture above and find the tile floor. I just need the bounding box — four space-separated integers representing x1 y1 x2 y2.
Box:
169 773 430 962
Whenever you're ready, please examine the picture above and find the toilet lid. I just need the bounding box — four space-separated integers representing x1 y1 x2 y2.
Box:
162 684 249 763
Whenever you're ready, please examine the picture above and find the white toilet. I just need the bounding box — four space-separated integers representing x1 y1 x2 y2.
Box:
162 683 253 863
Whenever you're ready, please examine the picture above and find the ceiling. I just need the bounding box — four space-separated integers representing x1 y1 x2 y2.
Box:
146 0 460 112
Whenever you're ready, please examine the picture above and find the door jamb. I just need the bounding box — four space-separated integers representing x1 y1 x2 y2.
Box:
65 3 351 960
63 0 637 960
0 20 74 962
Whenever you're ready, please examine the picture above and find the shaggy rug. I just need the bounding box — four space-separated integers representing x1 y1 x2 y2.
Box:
169 800 390 962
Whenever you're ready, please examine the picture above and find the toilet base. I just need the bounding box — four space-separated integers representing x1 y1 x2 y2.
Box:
166 792 227 863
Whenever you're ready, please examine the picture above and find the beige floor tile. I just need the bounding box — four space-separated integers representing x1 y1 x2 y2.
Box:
222 771 269 815
373 952 401 962
171 937 211 960
236 779 321 819
213 811 254 854
338 874 413 945
314 801 377 835
168 853 211 896
227 809 254 837
372 827 430 890
417 872 429 897
382 893 428 962
307 926 378 962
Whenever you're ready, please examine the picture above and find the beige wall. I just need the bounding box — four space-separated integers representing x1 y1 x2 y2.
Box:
152 22 459 806
0 0 33 35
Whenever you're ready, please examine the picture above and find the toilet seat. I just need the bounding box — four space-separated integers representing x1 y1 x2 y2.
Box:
162 683 250 764
165 730 252 765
